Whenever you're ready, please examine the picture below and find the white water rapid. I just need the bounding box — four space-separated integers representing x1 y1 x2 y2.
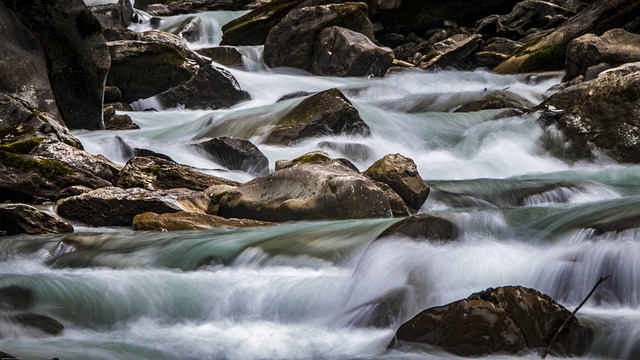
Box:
1 8 639 360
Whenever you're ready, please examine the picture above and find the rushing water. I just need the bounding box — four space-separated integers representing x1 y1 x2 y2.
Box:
2 8 640 360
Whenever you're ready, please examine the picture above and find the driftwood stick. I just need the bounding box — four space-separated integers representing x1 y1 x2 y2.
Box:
541 275 610 359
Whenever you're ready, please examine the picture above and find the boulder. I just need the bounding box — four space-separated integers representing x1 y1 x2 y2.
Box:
197 46 244 67
0 312 64 337
377 214 458 240
0 5 61 122
56 185 93 201
264 88 370 145
363 154 430 212
221 0 306 46
57 187 211 226
103 106 139 130
263 2 374 71
132 211 272 231
473 38 523 69
0 285 33 310
88 0 134 31
274 150 359 173
311 26 394 77
538 62 640 163
204 184 238 214
565 29 640 80
371 181 410 217
418 34 483 70
5 0 110 130
494 0 640 73
0 203 73 235
140 0 254 16
393 286 593 357
217 164 392 221
454 90 535 112
193 137 269 176
114 156 240 191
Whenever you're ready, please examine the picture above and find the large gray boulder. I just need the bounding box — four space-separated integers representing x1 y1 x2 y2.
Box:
57 187 211 226
114 156 240 191
263 2 374 72
0 203 73 235
311 26 394 77
363 154 430 212
393 286 593 356
4 0 110 130
565 29 640 80
539 62 640 163
192 137 269 176
217 164 392 221
265 88 370 145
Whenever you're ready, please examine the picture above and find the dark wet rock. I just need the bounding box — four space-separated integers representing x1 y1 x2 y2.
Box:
263 2 374 72
111 135 173 163
56 185 93 202
363 154 429 212
454 90 535 112
197 46 244 67
393 286 593 357
264 88 370 145
57 186 211 226
0 352 18 359
346 287 410 328
221 0 306 46
473 37 523 69
5 0 110 130
104 86 124 104
140 0 255 16
538 62 640 163
132 211 272 231
418 34 483 70
317 141 373 162
0 203 73 235
103 106 139 130
114 156 240 191
1 312 64 337
311 26 394 77
0 285 33 310
89 0 134 31
193 137 269 176
494 0 640 74
565 29 640 81
372 181 410 217
0 5 61 122
277 91 314 102
217 164 392 221
274 151 359 173
377 214 458 240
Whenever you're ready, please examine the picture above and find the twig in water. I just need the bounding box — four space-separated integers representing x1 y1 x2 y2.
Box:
540 275 610 359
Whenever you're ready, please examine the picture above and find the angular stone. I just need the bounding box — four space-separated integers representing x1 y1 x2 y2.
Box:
377 214 458 240
193 137 269 176
364 154 430 211
132 211 272 231
0 204 73 235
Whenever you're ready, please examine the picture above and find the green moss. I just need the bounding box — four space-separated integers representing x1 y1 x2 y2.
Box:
128 180 147 188
509 37 541 57
518 45 566 73
0 151 70 176
420 51 440 63
142 166 162 175
0 138 45 154
293 152 331 164
209 191 229 204
328 182 337 194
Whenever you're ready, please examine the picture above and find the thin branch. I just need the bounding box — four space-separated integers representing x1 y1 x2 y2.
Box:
541 275 610 359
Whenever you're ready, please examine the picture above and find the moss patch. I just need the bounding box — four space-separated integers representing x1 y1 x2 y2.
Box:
142 166 162 175
210 191 229 204
0 151 70 176
0 138 45 154
421 51 440 63
518 45 566 73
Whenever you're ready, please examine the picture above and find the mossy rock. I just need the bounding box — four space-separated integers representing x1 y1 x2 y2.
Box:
0 151 70 177
518 45 566 72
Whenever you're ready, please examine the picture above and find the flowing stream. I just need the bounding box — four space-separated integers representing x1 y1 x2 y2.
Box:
1 8 639 360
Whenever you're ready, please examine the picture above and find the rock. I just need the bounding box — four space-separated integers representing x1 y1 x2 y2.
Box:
454 90 535 112
418 34 483 70
264 88 370 145
1 312 64 337
204 184 238 214
132 211 272 231
88 0 134 30
30 140 118 183
0 352 17 359
0 285 33 310
114 156 240 191
103 106 139 130
377 214 458 240
197 46 244 67
193 137 269 176
0 5 61 122
392 286 593 357
311 26 394 77
538 62 640 163
104 86 124 103
263 2 374 72
274 151 359 173
317 141 373 162
111 135 173 163
372 181 410 217
363 154 430 212
217 164 392 221
565 29 640 80
140 0 254 16
473 37 524 68
56 185 93 201
107 32 249 109
5 0 110 130
0 203 73 235
57 187 211 226
221 0 306 46
494 0 640 74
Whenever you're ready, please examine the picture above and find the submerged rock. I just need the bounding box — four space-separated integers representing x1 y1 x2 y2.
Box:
264 88 370 145
217 164 392 221
0 204 73 235
0 285 33 310
363 154 430 212
132 211 272 231
57 187 211 226
393 286 593 356
377 214 458 241
114 156 239 191
0 312 64 338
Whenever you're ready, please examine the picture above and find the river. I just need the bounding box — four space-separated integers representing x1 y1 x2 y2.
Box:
0 8 638 360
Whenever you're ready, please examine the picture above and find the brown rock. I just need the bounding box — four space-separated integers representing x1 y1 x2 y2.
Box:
364 154 429 212
132 211 272 231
